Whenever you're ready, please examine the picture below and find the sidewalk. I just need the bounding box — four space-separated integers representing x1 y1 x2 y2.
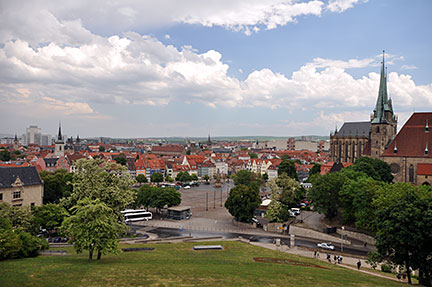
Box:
249 242 400 283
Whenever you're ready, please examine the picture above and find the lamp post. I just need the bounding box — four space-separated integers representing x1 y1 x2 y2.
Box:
341 226 344 252
206 192 208 211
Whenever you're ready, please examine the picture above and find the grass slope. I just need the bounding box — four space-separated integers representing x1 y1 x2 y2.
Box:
0 241 402 287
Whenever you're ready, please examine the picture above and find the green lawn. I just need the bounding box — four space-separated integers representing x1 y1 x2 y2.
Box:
0 241 404 287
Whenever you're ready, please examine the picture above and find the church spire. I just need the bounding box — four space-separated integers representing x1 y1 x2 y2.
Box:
57 121 63 142
372 50 393 124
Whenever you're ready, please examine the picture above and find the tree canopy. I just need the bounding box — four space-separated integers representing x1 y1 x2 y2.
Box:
39 169 73 204
232 170 263 192
277 159 298 180
33 204 67 234
151 172 164 183
62 158 135 215
135 174 147 183
135 185 181 210
176 171 192 182
351 157 393 183
61 198 124 261
225 185 260 223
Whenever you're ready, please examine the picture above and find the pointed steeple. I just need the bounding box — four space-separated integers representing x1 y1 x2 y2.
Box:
372 50 393 124
57 121 63 142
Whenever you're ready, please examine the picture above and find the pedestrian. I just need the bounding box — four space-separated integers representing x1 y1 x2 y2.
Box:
397 271 402 281
339 255 343 264
357 260 361 270
402 272 406 280
316 251 320 258
327 253 331 262
334 255 337 264
314 250 317 257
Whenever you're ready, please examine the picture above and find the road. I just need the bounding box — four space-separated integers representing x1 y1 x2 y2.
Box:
131 225 369 257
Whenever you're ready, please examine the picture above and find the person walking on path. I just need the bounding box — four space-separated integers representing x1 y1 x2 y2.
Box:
357 260 362 270
316 251 320 258
397 271 402 281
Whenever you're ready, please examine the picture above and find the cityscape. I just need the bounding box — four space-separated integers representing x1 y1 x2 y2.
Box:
1 1 432 286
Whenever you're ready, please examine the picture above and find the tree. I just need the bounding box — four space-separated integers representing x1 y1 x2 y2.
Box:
352 157 393 183
374 183 432 286
263 173 269 182
176 171 192 182
278 159 298 180
308 163 321 178
114 156 126 166
135 185 154 210
153 187 181 210
225 185 260 222
204 175 210 182
191 174 198 181
151 172 164 183
39 169 73 204
99 145 105 152
308 172 346 220
165 176 174 183
136 174 147 183
249 153 258 159
33 204 67 235
0 203 34 233
61 198 125 261
232 170 263 191
62 159 135 215
0 149 11 161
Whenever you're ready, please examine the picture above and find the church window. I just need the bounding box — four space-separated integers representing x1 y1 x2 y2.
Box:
376 126 380 133
409 165 414 183
0 193 2 200
352 142 356 162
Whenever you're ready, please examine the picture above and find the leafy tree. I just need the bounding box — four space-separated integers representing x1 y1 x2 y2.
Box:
339 176 385 231
151 172 164 183
249 153 258 159
39 169 73 204
0 149 11 161
136 174 147 183
153 187 181 210
176 171 192 182
135 185 154 210
265 198 283 223
263 173 269 182
232 170 263 191
114 156 126 166
308 172 346 220
191 174 198 181
0 203 34 233
13 150 21 155
0 217 21 259
278 159 298 180
165 176 174 183
374 183 432 286
308 163 321 177
61 198 125 261
99 145 105 152
63 159 135 215
351 157 393 183
204 175 210 182
225 185 260 222
33 204 67 235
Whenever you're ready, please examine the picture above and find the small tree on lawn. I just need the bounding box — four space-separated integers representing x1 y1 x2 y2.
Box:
61 198 125 261
225 185 260 222
151 172 164 183
136 174 147 183
204 175 210 182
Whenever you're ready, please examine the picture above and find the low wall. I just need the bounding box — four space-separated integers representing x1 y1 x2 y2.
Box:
266 223 284 233
336 228 375 245
289 225 351 245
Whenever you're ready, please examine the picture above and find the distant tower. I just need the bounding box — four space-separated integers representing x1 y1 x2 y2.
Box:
370 51 398 158
13 134 19 150
54 122 65 157
207 134 212 145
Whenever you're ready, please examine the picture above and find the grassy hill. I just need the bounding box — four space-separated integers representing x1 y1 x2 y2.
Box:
0 241 401 287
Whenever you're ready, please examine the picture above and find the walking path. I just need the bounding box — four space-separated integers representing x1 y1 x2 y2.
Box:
249 242 403 283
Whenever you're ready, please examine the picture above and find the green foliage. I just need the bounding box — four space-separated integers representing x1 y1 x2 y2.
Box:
17 231 43 258
374 183 432 286
278 159 298 180
225 185 260 222
33 204 67 234
191 174 198 181
380 264 392 273
114 156 127 166
165 176 174 183
366 251 383 270
176 171 192 182
309 163 321 177
0 203 34 232
351 157 393 183
339 176 386 231
61 198 125 261
265 199 282 223
0 149 11 161
135 174 147 183
39 169 73 204
204 175 210 182
249 153 258 159
263 173 269 182
0 227 21 259
98 145 105 152
63 158 135 215
308 172 346 220
135 185 181 210
151 172 164 183
232 170 263 191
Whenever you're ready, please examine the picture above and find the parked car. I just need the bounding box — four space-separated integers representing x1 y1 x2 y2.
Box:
317 242 335 250
290 208 301 216
183 185 191 189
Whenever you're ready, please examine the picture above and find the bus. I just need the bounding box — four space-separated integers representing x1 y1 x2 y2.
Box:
122 209 153 223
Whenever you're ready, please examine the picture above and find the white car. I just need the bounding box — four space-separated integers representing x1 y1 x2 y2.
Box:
183 185 191 189
317 242 335 250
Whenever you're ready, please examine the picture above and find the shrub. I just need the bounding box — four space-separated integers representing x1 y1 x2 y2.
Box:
18 232 43 258
0 229 21 260
381 264 392 273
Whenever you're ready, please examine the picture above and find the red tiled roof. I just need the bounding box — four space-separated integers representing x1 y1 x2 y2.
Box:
382 112 432 158
417 163 432 176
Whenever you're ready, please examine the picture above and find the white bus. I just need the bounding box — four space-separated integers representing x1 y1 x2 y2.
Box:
122 209 153 223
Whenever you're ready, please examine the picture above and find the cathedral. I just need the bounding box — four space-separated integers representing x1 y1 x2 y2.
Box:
329 51 398 163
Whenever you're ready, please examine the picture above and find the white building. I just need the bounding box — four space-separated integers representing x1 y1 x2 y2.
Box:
25 125 42 145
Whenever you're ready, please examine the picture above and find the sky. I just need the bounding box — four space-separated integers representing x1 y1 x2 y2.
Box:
1 0 431 138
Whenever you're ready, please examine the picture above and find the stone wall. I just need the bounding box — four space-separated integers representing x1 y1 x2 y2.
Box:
336 228 375 245
289 225 351 245
382 156 432 185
